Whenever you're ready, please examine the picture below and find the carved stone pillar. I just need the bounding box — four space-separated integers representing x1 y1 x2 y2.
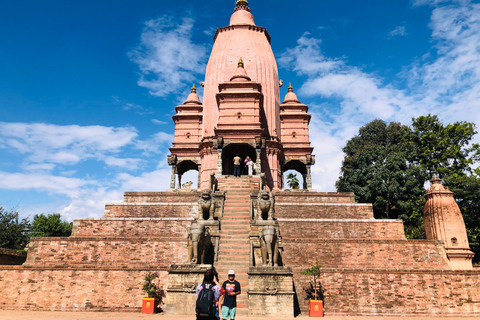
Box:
217 149 223 175
306 165 312 189
256 148 261 174
197 164 202 189
170 166 176 189
178 173 182 189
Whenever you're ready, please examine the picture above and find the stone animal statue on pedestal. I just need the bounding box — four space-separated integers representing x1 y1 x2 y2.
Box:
256 190 274 220
187 223 213 264
198 189 215 220
210 172 218 192
259 226 279 266
187 223 203 264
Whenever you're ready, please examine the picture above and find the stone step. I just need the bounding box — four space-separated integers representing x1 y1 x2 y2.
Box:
219 240 250 245
216 260 249 267
218 234 250 239
218 248 250 254
217 254 249 261
219 230 250 235
220 225 250 229
220 220 250 226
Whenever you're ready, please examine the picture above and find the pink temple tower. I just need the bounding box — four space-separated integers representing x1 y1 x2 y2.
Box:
169 0 314 190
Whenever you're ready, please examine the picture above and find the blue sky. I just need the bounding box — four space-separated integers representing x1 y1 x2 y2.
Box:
1 0 479 220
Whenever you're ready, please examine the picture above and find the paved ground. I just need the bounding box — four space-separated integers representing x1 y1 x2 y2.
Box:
0 311 478 320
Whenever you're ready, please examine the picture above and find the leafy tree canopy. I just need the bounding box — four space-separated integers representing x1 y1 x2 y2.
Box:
29 213 72 239
287 173 300 189
0 206 30 250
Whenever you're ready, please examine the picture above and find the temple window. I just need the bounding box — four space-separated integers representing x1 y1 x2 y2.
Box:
237 112 242 119
292 132 296 138
451 237 458 246
186 132 191 139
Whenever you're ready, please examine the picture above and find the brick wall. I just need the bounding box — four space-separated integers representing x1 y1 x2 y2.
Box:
273 192 356 204
72 218 192 237
281 239 450 270
0 268 168 311
24 238 188 268
278 219 405 239
104 204 197 218
292 269 480 315
123 191 199 203
275 203 374 219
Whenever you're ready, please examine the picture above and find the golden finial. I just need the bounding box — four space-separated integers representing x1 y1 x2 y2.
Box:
288 83 293 92
191 84 196 93
238 57 244 68
236 0 249 6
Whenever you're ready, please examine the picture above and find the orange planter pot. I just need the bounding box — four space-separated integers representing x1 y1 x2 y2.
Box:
142 297 158 314
308 300 323 317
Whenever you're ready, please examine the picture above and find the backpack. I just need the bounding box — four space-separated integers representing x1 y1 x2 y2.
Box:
196 284 216 319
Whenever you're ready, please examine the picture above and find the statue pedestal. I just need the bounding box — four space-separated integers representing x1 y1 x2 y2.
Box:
165 264 212 315
248 266 294 317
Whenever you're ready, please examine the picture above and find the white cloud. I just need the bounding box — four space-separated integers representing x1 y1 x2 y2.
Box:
129 15 208 97
389 26 408 38
0 171 92 197
280 0 480 191
0 122 139 167
152 119 168 125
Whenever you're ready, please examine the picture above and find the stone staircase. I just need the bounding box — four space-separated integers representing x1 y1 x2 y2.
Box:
216 175 258 316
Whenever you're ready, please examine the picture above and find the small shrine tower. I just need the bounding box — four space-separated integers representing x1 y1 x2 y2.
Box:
168 0 314 190
424 173 474 270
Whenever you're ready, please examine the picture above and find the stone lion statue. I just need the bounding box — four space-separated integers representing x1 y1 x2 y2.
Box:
198 189 215 221
256 190 274 220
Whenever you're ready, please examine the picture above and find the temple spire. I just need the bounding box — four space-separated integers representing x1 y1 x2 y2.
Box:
191 83 197 93
288 83 293 92
236 0 249 7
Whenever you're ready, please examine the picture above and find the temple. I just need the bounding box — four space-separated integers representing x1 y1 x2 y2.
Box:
1 1 479 316
168 1 313 191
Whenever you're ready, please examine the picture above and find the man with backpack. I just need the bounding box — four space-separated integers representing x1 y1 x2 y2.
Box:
220 270 241 320
196 269 223 320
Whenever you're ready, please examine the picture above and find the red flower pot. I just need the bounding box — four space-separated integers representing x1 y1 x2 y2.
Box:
308 299 323 317
142 297 158 314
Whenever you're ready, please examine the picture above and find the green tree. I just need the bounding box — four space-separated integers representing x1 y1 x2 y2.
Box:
336 120 426 236
0 206 30 250
286 173 300 189
29 213 72 239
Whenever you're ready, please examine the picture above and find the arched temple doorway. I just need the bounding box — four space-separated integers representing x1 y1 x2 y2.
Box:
283 160 307 189
222 144 257 176
176 160 199 189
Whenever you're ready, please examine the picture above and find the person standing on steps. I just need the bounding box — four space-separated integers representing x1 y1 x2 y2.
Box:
220 270 241 320
245 156 254 175
233 154 242 177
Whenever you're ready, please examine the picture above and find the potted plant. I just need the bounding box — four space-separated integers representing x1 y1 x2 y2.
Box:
141 271 160 313
302 263 324 317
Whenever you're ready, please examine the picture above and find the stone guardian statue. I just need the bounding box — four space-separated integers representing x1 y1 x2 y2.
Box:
198 189 215 220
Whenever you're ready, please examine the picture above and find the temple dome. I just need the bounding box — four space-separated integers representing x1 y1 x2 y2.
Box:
282 83 300 103
202 3 280 138
230 58 251 82
184 84 201 105
230 8 255 26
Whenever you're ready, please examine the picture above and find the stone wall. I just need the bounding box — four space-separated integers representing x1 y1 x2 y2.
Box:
278 219 405 239
104 204 197 218
123 191 199 203
273 192 356 204
24 237 188 268
275 203 373 219
293 269 480 316
0 267 167 311
282 239 450 270
72 218 193 237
